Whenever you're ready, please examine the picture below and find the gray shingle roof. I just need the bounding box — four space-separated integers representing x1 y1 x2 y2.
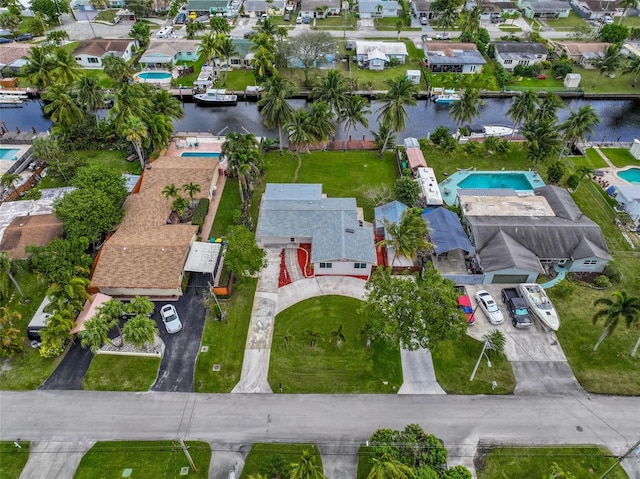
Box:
478 230 544 272
494 42 548 60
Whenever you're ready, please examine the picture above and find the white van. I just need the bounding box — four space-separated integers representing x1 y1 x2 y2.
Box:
156 26 174 38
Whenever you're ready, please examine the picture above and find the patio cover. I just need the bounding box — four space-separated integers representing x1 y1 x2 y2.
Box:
422 207 475 256
184 241 222 274
70 293 112 334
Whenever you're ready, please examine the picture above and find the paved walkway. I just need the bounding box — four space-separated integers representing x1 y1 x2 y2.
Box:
19 441 94 479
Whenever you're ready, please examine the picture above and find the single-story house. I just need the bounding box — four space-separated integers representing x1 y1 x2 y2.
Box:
358 0 399 18
243 0 286 16
299 0 341 17
256 184 377 277
555 42 610 68
518 0 571 18
186 0 239 17
422 207 475 257
412 0 437 20
73 38 137 68
91 155 220 298
472 0 518 21
493 42 548 71
612 184 640 223
571 0 622 20
424 42 486 74
0 44 32 71
139 40 200 67
0 214 63 259
461 185 612 283
73 0 125 10
356 41 408 70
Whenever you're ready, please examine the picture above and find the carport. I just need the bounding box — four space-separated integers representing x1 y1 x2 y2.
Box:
184 241 224 282
422 207 475 256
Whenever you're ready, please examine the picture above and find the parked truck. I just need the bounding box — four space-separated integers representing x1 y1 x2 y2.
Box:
501 288 533 329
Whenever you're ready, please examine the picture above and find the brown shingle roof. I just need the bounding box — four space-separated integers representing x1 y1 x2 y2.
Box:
560 42 610 55
73 39 136 57
91 155 219 291
0 44 32 66
426 42 480 55
0 214 63 259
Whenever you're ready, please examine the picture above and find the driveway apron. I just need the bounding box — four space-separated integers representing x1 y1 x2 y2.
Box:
39 339 93 390
19 440 95 479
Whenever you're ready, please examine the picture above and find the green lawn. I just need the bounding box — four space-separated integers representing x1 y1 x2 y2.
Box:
0 270 62 390
0 441 30 479
82 69 117 89
74 441 211 479
575 149 609 170
93 9 118 23
312 14 357 29
498 25 522 32
431 335 516 394
240 443 323 479
219 68 258 91
195 277 257 392
250 150 398 223
209 178 241 239
545 11 588 29
508 72 565 91
599 148 639 168
477 446 627 479
38 176 69 189
83 355 161 391
175 54 206 88
269 296 403 393
76 149 142 175
621 16 640 26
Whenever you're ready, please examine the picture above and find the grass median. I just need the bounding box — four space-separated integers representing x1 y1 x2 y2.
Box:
83 355 161 391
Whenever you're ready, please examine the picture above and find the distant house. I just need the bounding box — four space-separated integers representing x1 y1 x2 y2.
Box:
223 39 254 69
518 0 571 18
493 42 548 71
73 38 137 68
186 0 239 17
243 0 286 16
355 41 408 70
139 40 200 67
0 214 63 259
612 184 640 223
74 0 125 10
571 0 621 20
412 0 437 20
358 0 399 18
424 42 486 74
299 0 342 18
256 184 377 277
460 185 612 283
555 42 610 68
473 0 518 21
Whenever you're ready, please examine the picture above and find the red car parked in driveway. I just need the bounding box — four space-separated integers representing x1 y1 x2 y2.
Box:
456 286 476 325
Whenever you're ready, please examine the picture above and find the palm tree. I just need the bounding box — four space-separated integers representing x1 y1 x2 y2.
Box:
80 315 111 353
376 208 432 266
46 277 91 314
25 46 54 89
0 306 22 358
162 183 179 200
146 114 174 153
209 16 231 34
183 182 201 208
306 330 320 349
40 309 75 355
449 88 483 131
618 0 638 24
125 296 155 317
574 165 594 191
624 54 640 87
521 118 562 165
186 20 205 39
198 32 220 67
460 6 482 38
153 90 184 120
110 84 151 125
1 172 20 190
122 315 157 349
537 92 564 123
46 30 70 46
506 90 538 138
590 45 625 86
359 323 375 349
437 6 458 34
129 21 152 48
289 450 327 479
258 75 296 155
215 35 238 85
285 109 315 154
309 101 336 149
592 291 640 351
367 453 415 479
75 76 104 120
340 95 371 141
329 324 347 348
95 298 126 346
312 70 350 119
376 76 418 155
258 16 278 36
51 47 81 85
483 330 506 358
120 116 148 170
172 197 190 218
102 55 134 84
42 84 84 128
559 105 600 152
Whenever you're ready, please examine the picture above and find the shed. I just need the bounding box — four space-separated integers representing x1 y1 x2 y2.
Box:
406 69 421 84
422 207 474 256
563 73 581 88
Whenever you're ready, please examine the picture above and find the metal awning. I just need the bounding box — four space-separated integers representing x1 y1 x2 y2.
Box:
184 241 223 274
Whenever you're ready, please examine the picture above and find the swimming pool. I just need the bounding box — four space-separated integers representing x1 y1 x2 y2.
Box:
136 71 172 80
180 152 221 158
0 148 20 160
439 170 545 205
618 167 640 184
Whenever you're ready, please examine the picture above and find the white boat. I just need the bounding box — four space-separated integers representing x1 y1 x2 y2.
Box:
517 283 560 331
432 88 460 104
467 125 515 138
194 88 238 106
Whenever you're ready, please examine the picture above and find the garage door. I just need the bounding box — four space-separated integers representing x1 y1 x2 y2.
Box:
492 274 529 284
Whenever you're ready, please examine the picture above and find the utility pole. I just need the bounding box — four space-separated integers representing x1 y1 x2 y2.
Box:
598 437 640 479
178 438 198 473
470 339 493 382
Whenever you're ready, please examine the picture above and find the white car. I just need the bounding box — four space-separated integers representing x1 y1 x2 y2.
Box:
436 32 451 40
602 15 614 24
160 304 183 334
475 290 504 325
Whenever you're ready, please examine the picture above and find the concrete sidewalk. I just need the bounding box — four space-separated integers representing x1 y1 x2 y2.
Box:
20 441 94 479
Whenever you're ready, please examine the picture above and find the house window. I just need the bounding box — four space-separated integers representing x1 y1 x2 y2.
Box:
290 237 295 242
583 259 598 265
88 57 99 64
354 263 367 269
504 59 513 64
319 262 333 269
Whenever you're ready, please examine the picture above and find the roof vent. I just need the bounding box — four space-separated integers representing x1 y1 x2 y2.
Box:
345 228 355 233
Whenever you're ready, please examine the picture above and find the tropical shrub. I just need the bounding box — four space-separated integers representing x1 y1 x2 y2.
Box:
594 275 612 288
191 198 210 228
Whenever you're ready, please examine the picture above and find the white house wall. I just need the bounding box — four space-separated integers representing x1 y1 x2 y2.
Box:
314 261 372 276
567 257 607 273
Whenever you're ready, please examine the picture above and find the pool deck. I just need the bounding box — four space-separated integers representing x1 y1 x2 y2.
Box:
0 144 31 175
439 170 545 206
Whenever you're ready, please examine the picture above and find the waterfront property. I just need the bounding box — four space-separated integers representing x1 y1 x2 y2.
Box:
423 42 486 74
355 41 408 70
139 40 200 69
439 170 543 206
73 39 137 68
256 184 377 278
0 145 31 175
611 184 640 223
133 70 173 88
493 42 549 71
617 167 640 185
555 42 611 69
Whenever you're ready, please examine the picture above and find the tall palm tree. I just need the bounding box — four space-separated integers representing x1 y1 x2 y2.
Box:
183 182 201 207
590 45 625 86
51 47 82 85
367 453 415 479
559 105 600 151
215 35 238 85
199 32 220 67
309 101 336 149
376 208 432 266
122 315 157 349
376 76 418 155
42 84 84 128
592 291 640 352
285 109 315 154
258 75 296 154
129 21 152 48
120 116 148 170
329 324 346 348
75 76 104 120
146 114 174 153
624 54 640 87
449 88 483 130
506 90 538 138
312 70 350 120
574 165 594 191
186 20 205 39
459 6 482 38
537 92 564 123
209 16 230 34
25 46 55 89
437 6 458 34
110 84 151 125
618 0 638 24
341 94 371 140
258 16 278 36
1 172 20 190
521 118 562 165
289 451 327 479
153 90 184 119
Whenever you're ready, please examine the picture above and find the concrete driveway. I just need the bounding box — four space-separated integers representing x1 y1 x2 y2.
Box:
18 441 95 479
464 284 584 396
151 272 208 392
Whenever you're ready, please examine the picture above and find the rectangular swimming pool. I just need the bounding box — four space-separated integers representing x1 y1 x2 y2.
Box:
180 152 221 158
0 148 20 160
457 173 534 190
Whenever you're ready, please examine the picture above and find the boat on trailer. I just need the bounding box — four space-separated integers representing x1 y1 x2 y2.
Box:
517 283 560 331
